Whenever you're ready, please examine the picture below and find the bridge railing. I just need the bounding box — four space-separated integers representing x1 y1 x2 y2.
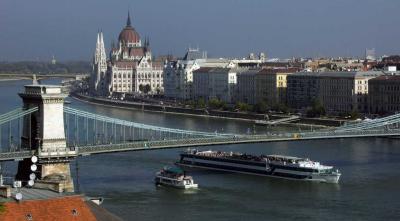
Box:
38 147 77 158
0 150 34 161
75 128 400 155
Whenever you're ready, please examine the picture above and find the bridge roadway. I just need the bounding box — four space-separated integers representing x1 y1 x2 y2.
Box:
1 129 399 161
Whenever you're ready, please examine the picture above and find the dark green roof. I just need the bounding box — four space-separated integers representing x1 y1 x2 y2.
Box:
165 166 184 174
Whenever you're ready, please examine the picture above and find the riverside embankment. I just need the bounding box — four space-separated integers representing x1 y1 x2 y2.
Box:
71 93 347 127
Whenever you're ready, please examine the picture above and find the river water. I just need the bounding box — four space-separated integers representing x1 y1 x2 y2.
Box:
1 80 400 220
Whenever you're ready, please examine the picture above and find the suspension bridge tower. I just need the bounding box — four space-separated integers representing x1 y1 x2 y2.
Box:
15 84 75 192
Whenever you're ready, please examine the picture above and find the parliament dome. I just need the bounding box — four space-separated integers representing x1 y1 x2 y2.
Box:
118 12 140 44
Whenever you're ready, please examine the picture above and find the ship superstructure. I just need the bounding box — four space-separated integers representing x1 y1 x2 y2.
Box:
176 150 341 183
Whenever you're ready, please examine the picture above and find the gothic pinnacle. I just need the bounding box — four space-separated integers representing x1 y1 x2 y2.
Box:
127 11 131 27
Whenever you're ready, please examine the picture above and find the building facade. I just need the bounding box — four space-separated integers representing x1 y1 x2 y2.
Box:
163 48 206 100
255 69 294 107
192 67 237 103
91 13 164 96
369 75 400 114
164 52 265 101
236 69 259 105
287 71 383 114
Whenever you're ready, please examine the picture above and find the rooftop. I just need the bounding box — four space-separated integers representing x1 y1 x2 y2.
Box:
193 67 231 73
370 74 400 81
1 195 97 221
237 69 260 75
266 154 303 161
291 71 385 78
0 188 122 221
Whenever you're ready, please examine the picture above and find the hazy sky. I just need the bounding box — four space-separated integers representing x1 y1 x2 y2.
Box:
1 0 400 61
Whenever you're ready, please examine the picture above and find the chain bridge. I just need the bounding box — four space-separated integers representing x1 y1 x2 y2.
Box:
1 84 400 192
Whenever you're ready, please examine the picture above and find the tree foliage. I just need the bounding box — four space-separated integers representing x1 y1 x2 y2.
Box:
306 99 326 117
272 103 291 114
254 101 268 113
0 61 91 74
208 98 227 110
196 98 206 108
143 84 151 94
235 102 253 112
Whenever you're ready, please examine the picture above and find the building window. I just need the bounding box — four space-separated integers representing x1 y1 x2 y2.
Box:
72 209 79 216
25 214 33 220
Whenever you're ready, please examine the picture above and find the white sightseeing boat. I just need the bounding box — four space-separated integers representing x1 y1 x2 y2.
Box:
155 167 198 189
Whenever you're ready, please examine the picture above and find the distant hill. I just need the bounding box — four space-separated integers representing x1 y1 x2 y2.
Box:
0 61 91 74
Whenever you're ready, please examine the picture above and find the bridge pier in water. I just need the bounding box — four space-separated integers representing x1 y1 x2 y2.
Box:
16 84 75 193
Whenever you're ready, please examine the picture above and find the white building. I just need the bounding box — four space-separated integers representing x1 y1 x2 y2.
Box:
164 50 264 100
91 13 164 96
163 48 234 100
163 48 205 100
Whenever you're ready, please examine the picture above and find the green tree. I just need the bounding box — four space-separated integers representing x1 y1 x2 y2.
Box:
186 100 196 108
0 61 91 74
306 99 326 117
208 98 222 109
196 98 206 108
349 110 360 119
275 103 290 114
235 102 252 112
254 101 268 113
143 84 151 94
220 101 229 111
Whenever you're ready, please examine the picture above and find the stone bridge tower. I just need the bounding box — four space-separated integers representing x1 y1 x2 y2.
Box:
16 84 75 193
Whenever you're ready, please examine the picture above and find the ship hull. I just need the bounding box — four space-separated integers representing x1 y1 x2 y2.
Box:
177 154 340 183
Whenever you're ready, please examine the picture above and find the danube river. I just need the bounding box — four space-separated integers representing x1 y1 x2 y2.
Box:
1 80 400 220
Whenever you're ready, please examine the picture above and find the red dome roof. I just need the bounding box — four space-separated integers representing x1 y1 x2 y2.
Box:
119 26 140 44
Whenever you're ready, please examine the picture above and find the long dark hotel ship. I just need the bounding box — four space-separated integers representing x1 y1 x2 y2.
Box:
176 149 341 183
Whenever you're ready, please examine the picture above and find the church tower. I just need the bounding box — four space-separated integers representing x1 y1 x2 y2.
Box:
91 31 107 95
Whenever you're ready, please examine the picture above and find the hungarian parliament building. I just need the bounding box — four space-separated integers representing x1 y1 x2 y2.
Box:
91 13 164 96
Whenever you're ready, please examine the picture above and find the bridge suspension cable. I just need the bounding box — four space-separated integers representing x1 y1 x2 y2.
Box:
0 107 38 154
1 105 400 160
64 107 236 137
0 108 22 122
0 107 38 125
336 113 400 131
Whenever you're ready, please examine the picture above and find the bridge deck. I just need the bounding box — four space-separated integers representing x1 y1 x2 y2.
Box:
76 129 400 156
0 130 399 161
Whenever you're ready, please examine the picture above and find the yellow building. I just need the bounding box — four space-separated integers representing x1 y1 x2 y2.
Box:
276 72 289 104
